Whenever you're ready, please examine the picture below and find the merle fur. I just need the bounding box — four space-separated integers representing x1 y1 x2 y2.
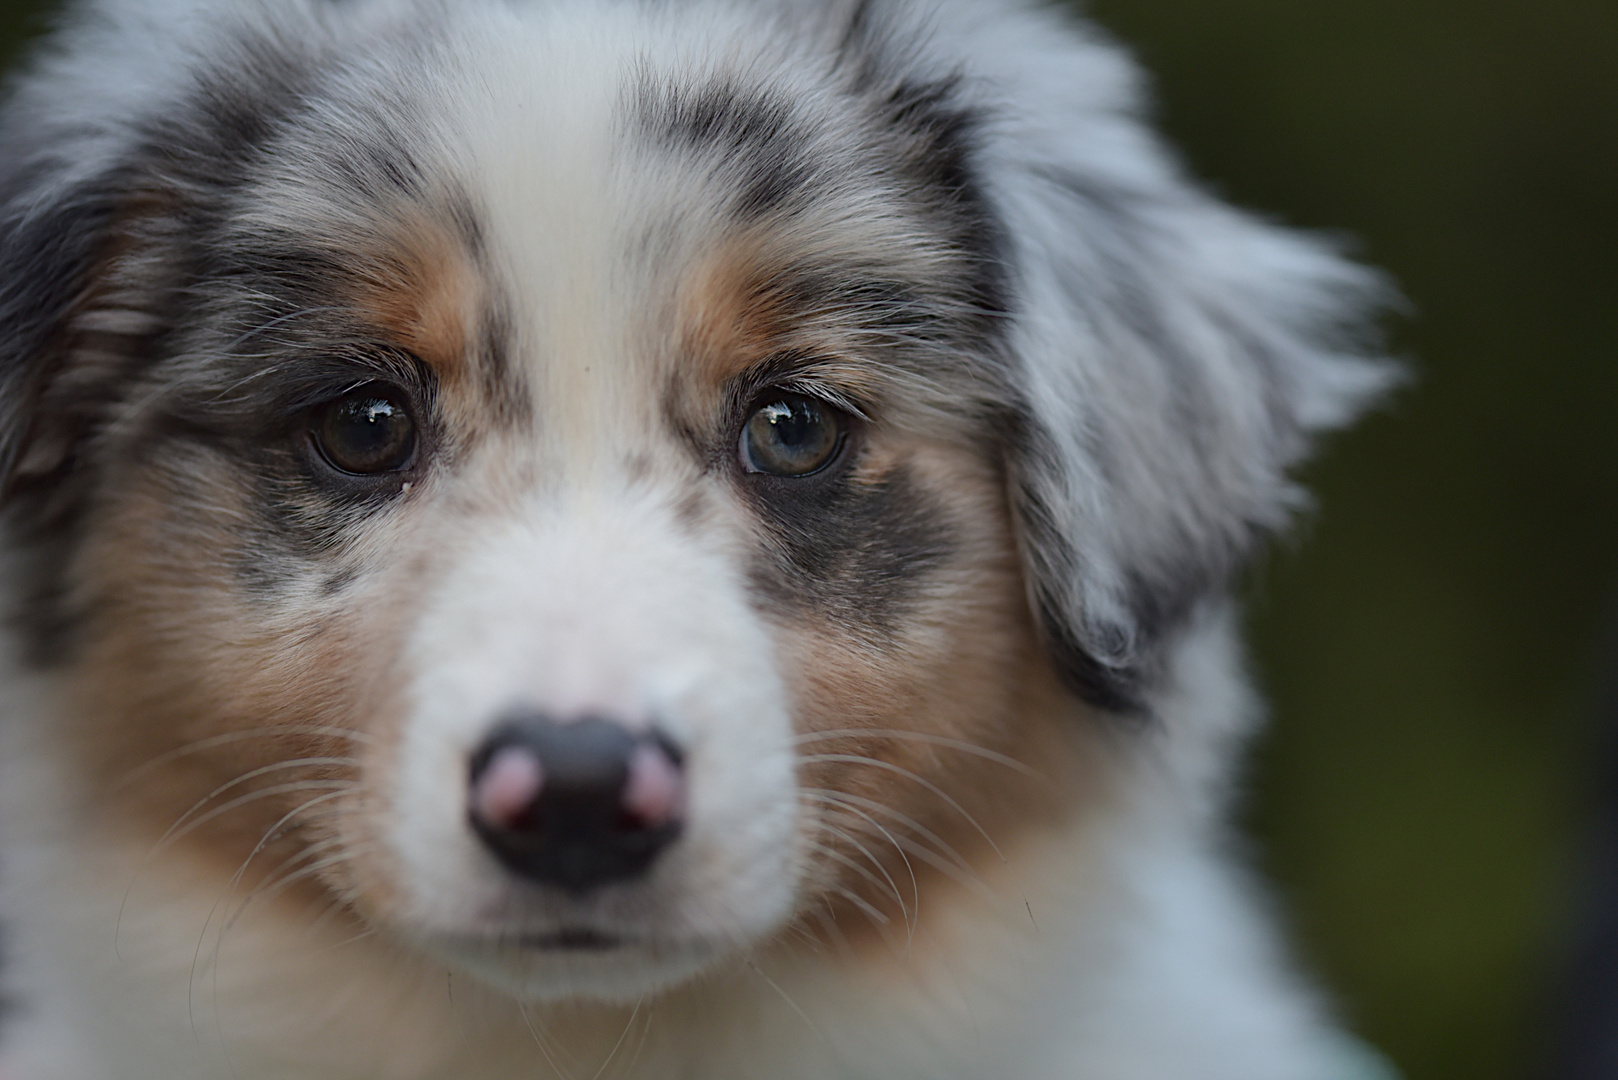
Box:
0 0 1388 714
0 24 494 653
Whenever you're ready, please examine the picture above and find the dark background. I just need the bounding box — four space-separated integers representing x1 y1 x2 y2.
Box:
1072 1 1618 1077
2 0 1615 1077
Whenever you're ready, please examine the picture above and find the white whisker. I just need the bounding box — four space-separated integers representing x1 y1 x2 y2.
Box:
118 774 357 958
792 728 1042 780
151 778 355 861
806 790 977 878
518 1001 575 1080
746 960 830 1047
800 789 921 930
186 788 351 1057
588 1000 642 1080
831 885 893 931
803 789 999 905
225 844 373 930
619 1004 656 1079
801 836 907 931
116 727 373 789
803 902 852 957
807 823 913 941
797 756 1005 861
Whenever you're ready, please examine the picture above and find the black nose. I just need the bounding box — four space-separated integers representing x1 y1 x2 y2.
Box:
468 714 685 893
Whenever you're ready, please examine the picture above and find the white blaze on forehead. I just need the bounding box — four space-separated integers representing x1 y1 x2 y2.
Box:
439 6 726 474
370 9 810 979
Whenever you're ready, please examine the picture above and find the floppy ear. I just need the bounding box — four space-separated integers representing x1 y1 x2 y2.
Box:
0 0 231 497
984 88 1398 717
0 21 166 497
0 111 173 660
0 16 213 662
0 157 140 493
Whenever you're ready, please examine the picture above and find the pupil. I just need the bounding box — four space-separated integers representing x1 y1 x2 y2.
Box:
347 399 395 448
319 389 414 474
768 402 814 446
744 395 841 477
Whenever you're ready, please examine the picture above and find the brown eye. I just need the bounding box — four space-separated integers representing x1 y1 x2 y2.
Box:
313 386 416 475
740 394 844 477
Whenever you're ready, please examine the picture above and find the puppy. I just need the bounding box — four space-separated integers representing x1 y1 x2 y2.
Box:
0 0 1395 1076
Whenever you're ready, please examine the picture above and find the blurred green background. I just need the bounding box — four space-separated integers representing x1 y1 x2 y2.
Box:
1070 1 1618 1077
1061 4 1618 1075
2 0 1615 1076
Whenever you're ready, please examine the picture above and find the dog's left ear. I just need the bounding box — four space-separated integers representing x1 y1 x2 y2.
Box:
987 128 1399 717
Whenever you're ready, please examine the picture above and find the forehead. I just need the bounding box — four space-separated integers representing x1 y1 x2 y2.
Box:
222 1 1005 446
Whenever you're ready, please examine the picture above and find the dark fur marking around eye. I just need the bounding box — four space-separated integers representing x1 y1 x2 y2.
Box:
743 462 955 635
229 443 422 598
646 24 1168 698
103 372 421 601
161 353 441 595
14 122 513 611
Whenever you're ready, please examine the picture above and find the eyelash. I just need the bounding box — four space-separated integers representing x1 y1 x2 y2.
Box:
727 365 871 426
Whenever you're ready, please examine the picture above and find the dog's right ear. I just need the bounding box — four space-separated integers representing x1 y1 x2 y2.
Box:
0 116 166 659
0 4 237 497
0 152 139 494
0 3 329 497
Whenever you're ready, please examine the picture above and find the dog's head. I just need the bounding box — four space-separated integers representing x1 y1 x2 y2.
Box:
0 0 1391 1003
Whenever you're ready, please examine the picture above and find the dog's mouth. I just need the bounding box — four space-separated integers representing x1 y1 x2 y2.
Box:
515 928 626 951
422 922 730 1001
436 926 646 954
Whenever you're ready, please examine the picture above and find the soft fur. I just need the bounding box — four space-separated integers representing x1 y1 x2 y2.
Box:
0 0 1393 1077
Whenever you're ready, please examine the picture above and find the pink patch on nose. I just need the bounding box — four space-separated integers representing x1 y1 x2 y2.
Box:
471 745 544 828
623 742 685 829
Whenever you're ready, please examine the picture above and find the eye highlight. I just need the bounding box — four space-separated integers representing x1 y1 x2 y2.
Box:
312 385 417 476
739 394 846 478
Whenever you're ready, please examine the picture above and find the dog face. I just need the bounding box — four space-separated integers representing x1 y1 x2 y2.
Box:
0 0 1391 1014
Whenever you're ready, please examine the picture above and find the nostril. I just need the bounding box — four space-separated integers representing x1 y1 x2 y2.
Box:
467 714 686 892
470 744 546 830
622 741 684 830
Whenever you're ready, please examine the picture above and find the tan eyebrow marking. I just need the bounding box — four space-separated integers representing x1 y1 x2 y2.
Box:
677 231 792 388
345 213 484 386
